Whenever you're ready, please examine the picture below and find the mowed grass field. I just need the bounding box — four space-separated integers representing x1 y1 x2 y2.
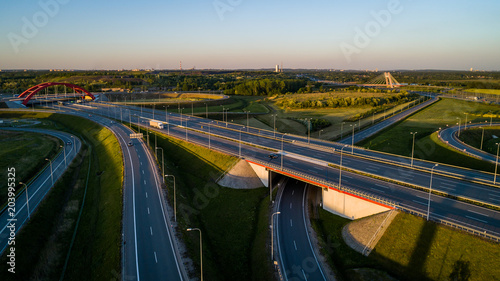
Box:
372 212 500 281
358 98 500 172
0 130 61 207
466 89 500 95
143 129 274 281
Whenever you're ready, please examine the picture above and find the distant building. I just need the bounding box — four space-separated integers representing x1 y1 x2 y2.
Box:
275 65 280 72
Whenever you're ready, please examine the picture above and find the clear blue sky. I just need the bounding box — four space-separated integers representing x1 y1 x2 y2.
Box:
1 0 499 70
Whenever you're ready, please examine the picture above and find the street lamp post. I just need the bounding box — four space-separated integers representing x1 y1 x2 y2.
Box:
464 113 469 130
427 164 439 221
239 127 245 157
281 133 288 170
165 175 177 222
270 211 281 259
156 147 164 182
456 117 461 137
350 124 356 154
187 228 203 281
20 182 30 220
495 143 500 184
339 145 348 214
481 127 485 150
45 158 54 186
410 132 417 167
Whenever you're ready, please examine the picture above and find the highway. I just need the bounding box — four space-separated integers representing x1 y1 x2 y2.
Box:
439 122 500 163
276 179 327 281
339 96 438 145
0 128 81 255
64 103 500 234
64 110 186 280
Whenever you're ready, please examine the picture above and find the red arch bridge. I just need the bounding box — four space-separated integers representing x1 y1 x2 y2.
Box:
18 82 96 106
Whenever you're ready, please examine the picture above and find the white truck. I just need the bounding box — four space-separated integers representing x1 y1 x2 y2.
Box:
149 120 164 129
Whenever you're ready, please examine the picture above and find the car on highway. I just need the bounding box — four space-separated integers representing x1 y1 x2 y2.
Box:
269 153 279 159
66 141 72 145
128 141 133 147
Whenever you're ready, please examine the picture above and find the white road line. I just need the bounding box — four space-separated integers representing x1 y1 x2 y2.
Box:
438 186 454 191
142 170 144 174
468 210 489 217
150 227 153 236
489 193 500 198
146 192 148 198
144 180 146 185
416 195 427 200
440 182 456 187
293 240 297 251
292 190 294 195
154 251 158 263
147 208 150 214
490 197 500 202
376 184 389 189
412 200 427 205
466 216 488 224
140 162 143 165
290 219 293 227
290 203 292 209
343 175 353 179
365 167 378 172
302 269 308 281
370 188 385 193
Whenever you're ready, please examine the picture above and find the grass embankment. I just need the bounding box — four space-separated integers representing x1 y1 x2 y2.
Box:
466 89 500 96
142 127 274 281
372 212 500 281
0 111 123 280
313 208 500 281
0 131 62 207
358 98 500 172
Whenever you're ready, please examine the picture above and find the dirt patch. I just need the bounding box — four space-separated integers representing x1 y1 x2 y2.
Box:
218 160 264 189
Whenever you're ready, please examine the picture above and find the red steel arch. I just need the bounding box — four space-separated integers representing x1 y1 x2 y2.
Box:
18 82 96 105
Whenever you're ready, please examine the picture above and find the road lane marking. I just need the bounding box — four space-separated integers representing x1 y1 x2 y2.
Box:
376 184 389 189
154 251 158 263
292 190 294 195
144 180 146 185
293 240 297 251
290 203 292 209
466 216 488 224
370 188 385 193
490 198 500 202
412 200 427 205
365 167 378 172
416 195 428 200
140 162 142 165
302 269 308 281
150 227 153 236
290 219 293 227
438 186 454 191
489 193 500 198
468 210 489 217
146 192 148 198
343 175 353 179
142 170 144 175
147 208 150 214
440 182 455 187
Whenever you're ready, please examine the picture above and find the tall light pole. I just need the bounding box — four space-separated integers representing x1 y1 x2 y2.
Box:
456 117 461 137
270 211 281 259
281 133 287 170
495 143 500 184
165 175 177 222
410 132 417 167
156 147 164 182
339 145 348 215
20 182 30 220
481 127 485 150
350 124 356 154
187 228 203 281
45 158 54 186
239 127 245 157
246 110 250 132
464 113 469 130
427 164 439 221
273 114 277 139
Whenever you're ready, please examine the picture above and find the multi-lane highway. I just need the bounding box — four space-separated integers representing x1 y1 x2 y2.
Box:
340 96 438 145
0 128 81 254
64 110 186 280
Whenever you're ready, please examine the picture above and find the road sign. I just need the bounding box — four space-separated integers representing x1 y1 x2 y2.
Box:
130 133 143 139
